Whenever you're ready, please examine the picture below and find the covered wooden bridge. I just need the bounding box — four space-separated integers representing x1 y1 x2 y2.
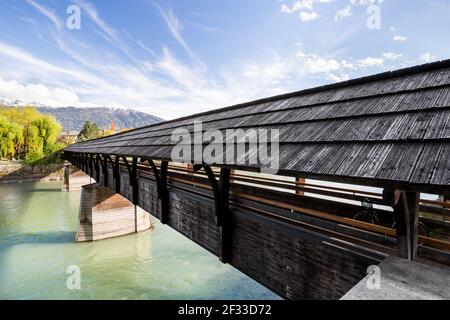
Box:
64 60 450 299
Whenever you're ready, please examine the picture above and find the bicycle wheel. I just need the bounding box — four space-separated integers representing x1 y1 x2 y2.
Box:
419 222 429 237
392 222 430 237
353 211 375 224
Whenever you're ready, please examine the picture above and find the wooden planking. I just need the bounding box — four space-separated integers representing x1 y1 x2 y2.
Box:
66 61 450 190
430 143 450 186
67 91 450 148
67 85 450 148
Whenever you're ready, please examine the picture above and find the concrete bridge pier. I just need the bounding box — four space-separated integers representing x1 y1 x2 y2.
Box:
76 184 152 242
62 163 92 191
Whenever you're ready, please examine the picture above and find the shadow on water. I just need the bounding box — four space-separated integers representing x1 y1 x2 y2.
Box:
0 231 76 249
25 189 66 193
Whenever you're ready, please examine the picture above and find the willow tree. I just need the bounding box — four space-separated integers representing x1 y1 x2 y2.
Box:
0 106 42 157
0 114 22 159
31 115 62 153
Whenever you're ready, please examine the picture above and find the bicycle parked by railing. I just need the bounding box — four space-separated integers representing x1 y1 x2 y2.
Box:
353 198 429 237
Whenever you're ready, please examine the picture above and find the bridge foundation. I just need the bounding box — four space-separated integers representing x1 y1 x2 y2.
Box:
62 163 92 191
76 184 152 242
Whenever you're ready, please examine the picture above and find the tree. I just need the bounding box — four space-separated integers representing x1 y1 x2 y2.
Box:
0 115 15 159
31 115 62 153
0 106 42 157
77 121 101 142
0 106 67 162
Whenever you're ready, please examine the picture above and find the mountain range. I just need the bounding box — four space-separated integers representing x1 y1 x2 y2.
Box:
0 99 164 133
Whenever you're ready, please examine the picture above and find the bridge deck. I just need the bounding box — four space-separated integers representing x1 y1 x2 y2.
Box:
342 256 450 300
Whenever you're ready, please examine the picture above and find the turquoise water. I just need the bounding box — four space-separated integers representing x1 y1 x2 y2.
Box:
0 181 280 300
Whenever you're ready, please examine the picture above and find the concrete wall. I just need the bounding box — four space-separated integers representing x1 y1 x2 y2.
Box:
76 184 152 242
62 164 92 191
0 162 64 183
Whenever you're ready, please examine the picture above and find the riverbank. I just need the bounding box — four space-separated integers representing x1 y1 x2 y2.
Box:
0 161 64 184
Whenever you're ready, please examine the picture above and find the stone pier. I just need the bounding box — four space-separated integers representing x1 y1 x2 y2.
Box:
76 184 152 242
62 163 92 191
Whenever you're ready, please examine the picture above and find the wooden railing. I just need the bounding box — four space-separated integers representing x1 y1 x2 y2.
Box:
120 160 450 253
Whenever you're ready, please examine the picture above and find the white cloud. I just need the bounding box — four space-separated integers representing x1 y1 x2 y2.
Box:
75 0 133 59
26 0 63 30
0 77 79 106
294 48 395 82
335 5 353 20
300 11 320 21
281 0 315 13
382 52 402 60
335 0 384 21
281 0 333 14
154 2 196 61
350 0 384 5
356 57 384 67
393 35 407 42
420 52 437 63
2 1 408 120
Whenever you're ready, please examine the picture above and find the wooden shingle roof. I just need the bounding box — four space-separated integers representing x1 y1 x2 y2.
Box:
66 60 450 192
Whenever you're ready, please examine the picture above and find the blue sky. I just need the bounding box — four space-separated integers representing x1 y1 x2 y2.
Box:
0 0 449 119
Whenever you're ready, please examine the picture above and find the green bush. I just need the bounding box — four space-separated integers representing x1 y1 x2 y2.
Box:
24 151 44 165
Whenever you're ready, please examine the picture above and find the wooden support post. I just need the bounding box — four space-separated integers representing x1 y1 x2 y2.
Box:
114 156 121 193
147 160 170 224
88 154 93 177
219 168 232 263
160 161 169 224
187 163 194 176
296 177 306 196
392 190 420 260
131 157 139 205
102 155 109 187
193 165 232 263
95 155 101 183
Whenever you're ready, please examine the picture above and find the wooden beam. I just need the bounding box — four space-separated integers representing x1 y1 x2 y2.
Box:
392 190 420 260
132 157 139 205
193 165 232 263
114 156 121 193
145 159 170 224
219 168 232 263
94 154 101 182
102 155 108 187
187 163 194 176
296 177 306 196
159 161 169 224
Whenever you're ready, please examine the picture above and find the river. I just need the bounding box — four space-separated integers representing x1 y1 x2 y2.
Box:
0 181 280 300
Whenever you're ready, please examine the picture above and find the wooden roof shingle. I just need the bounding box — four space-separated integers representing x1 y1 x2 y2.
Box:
66 60 450 192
